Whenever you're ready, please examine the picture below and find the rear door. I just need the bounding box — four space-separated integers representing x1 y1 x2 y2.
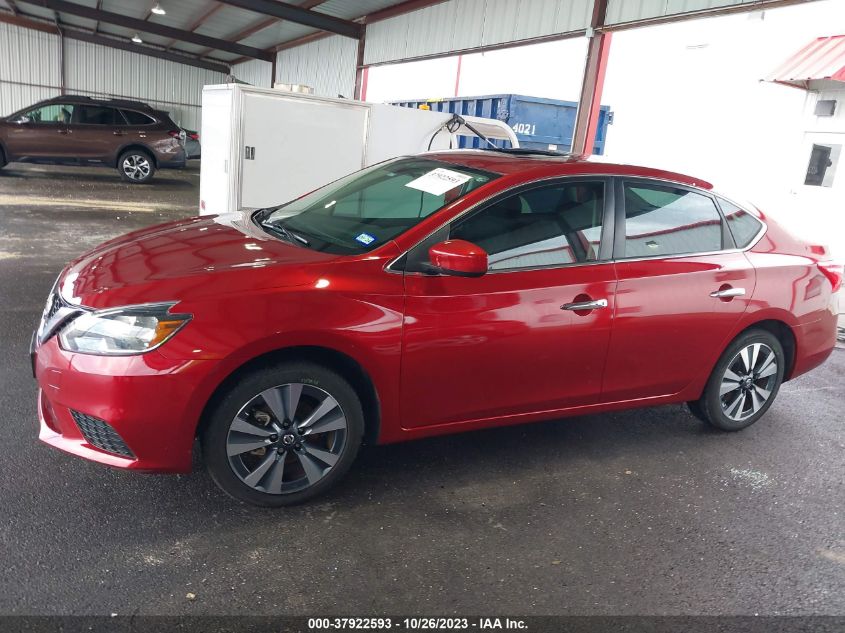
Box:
601 178 755 401
4 103 75 160
400 177 617 428
69 105 122 162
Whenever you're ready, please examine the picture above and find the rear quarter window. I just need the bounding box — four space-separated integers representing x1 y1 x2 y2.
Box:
719 199 763 248
120 109 156 125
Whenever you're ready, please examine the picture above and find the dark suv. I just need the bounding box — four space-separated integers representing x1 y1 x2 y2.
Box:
0 95 186 183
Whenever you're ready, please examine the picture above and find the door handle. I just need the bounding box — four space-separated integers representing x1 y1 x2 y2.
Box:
710 287 745 298
113 130 126 136
561 298 608 311
57 128 68 134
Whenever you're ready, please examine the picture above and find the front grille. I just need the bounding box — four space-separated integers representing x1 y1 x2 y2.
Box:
70 410 135 459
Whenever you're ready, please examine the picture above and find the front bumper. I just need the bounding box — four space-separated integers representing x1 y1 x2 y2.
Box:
33 335 217 472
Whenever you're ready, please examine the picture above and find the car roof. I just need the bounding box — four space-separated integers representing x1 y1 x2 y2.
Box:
426 150 714 191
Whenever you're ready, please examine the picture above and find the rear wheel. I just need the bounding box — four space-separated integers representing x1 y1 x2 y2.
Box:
118 149 155 183
689 329 785 431
0 147 6 169
202 362 364 506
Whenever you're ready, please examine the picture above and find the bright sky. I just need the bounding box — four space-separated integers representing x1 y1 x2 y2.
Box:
366 0 845 250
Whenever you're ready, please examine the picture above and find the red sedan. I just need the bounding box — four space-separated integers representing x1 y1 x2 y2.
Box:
32 151 841 506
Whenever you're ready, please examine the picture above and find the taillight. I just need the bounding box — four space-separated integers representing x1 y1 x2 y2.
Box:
818 261 843 293
188 132 199 141
167 130 181 138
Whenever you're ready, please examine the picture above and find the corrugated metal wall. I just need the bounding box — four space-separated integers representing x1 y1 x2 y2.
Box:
605 0 761 24
275 34 358 98
364 0 593 65
0 21 226 130
232 59 274 88
0 22 62 116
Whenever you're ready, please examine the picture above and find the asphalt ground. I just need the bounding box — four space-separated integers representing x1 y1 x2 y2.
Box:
0 163 843 616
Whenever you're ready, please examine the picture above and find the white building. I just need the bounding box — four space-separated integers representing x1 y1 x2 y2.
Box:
768 35 845 259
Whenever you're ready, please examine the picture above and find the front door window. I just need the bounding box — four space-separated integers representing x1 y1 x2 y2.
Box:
24 104 74 125
451 181 605 270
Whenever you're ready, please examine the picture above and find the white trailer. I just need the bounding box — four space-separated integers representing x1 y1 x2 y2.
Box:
199 84 519 216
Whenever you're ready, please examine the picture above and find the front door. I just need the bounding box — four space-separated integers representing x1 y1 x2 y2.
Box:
5 103 76 160
601 179 754 401
400 178 617 429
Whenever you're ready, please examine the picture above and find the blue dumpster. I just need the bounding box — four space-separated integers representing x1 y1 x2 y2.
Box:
391 94 613 155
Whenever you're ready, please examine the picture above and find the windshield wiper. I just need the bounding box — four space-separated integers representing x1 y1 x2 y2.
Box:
259 220 310 246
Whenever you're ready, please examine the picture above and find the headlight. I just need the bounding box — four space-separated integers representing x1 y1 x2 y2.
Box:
59 303 191 355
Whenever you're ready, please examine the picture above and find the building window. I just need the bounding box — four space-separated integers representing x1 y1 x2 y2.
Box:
805 144 841 187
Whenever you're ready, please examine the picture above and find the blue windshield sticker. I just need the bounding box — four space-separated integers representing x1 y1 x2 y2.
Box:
355 232 376 246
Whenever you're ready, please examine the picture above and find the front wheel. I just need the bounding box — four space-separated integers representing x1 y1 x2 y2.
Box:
689 329 785 431
118 150 155 183
202 362 364 506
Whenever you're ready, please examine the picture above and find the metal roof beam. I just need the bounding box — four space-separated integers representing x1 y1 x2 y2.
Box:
262 0 447 56
215 0 362 39
21 0 274 60
0 11 231 73
0 0 19 15
164 1 224 50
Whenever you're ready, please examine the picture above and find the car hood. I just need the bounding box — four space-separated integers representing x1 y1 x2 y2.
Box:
59 211 338 309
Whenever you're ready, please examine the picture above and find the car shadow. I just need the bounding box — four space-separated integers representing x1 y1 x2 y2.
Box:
96 402 724 517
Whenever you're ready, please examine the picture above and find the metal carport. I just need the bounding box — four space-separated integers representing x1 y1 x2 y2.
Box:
0 0 829 148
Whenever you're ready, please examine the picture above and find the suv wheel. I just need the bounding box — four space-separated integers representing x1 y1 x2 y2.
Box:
118 150 155 184
689 329 785 431
202 362 365 506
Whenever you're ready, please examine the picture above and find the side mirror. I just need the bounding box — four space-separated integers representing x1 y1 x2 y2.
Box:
428 240 488 277
11 115 31 124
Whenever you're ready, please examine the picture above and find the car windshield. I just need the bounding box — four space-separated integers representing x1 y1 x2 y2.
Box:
259 157 499 254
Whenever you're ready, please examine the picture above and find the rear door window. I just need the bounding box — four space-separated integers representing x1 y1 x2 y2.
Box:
74 105 118 125
620 182 723 258
719 199 763 248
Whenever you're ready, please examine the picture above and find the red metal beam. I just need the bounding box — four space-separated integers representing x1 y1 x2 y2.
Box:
571 0 610 157
570 31 612 157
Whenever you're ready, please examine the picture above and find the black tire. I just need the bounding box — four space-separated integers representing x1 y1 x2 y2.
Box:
117 149 156 184
202 361 364 507
689 328 785 431
0 147 6 169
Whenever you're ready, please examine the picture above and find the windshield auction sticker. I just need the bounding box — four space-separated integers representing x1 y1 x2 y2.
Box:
405 168 473 196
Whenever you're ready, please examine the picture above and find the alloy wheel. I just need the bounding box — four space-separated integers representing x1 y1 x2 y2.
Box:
122 155 151 181
719 343 778 422
226 383 348 495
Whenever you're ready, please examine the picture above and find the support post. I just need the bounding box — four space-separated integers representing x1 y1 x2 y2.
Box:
354 25 367 100
454 54 462 97
571 30 611 157
571 0 611 157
